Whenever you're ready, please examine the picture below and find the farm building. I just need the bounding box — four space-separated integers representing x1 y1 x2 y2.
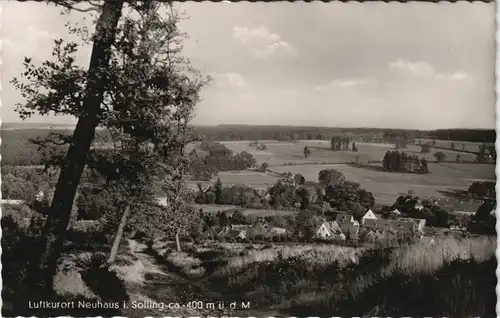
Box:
361 209 378 224
363 217 426 233
315 221 346 240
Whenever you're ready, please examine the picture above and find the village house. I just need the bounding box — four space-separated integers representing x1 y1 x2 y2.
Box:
361 209 378 224
315 221 346 240
363 217 426 234
389 208 401 220
217 224 252 240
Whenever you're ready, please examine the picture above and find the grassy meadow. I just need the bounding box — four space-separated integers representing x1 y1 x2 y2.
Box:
189 139 495 206
148 235 496 317
210 140 481 166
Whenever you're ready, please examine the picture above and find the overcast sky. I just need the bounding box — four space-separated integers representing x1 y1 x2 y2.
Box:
1 1 496 129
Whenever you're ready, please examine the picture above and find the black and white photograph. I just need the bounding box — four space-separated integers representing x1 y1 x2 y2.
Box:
1 0 497 317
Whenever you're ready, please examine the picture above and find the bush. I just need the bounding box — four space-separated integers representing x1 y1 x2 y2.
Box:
76 252 130 305
468 181 495 199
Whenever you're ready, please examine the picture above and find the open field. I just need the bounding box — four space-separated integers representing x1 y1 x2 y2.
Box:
415 138 494 153
199 161 494 207
199 140 480 167
216 170 278 188
272 162 495 205
185 140 494 207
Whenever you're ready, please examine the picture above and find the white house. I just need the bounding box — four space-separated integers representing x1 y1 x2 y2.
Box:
315 221 346 240
414 200 424 211
361 209 378 224
389 208 402 220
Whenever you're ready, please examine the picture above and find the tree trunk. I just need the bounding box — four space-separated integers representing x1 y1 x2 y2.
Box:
108 205 131 264
175 233 181 252
33 0 125 290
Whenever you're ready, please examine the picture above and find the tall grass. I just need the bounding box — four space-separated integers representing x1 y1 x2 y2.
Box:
203 235 496 316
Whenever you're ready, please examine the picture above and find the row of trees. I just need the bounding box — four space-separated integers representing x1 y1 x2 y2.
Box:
190 126 496 143
330 136 351 151
382 151 429 174
188 143 257 181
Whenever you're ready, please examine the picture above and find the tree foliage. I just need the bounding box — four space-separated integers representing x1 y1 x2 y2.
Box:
11 1 208 289
383 151 429 174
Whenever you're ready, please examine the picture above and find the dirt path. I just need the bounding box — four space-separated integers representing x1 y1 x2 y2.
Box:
121 240 285 317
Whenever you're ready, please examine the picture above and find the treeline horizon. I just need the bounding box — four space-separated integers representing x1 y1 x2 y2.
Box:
0 125 496 151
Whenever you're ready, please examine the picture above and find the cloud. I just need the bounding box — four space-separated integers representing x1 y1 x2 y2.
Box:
389 59 469 81
233 26 296 58
315 78 378 91
27 26 58 40
3 26 58 53
210 72 248 88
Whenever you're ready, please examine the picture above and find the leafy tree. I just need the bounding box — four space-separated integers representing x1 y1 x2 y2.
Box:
468 181 496 199
350 202 367 222
326 181 362 211
352 142 358 152
303 146 311 158
214 178 223 204
318 169 346 188
216 211 230 228
269 181 298 208
294 173 305 186
230 210 248 225
420 143 431 153
12 2 208 289
294 210 322 240
259 162 269 172
434 151 446 163
296 187 310 210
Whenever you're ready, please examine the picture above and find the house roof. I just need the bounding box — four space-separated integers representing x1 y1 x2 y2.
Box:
362 210 377 218
320 221 344 235
185 181 212 192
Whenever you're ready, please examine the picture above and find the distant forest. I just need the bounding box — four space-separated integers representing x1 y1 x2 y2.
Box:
0 125 495 166
192 126 496 144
